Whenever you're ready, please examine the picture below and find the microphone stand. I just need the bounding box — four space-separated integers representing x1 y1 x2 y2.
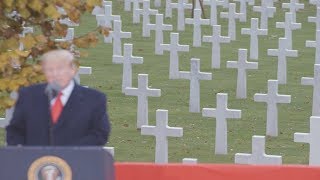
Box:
44 82 61 146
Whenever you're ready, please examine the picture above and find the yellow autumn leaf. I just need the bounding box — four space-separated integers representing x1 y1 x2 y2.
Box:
99 26 110 37
55 0 65 6
8 80 20 91
79 50 89 58
87 32 99 47
66 0 81 7
0 79 8 91
44 4 61 20
3 97 15 108
20 34 37 50
19 8 31 19
53 21 68 37
86 0 101 6
32 64 42 72
62 3 73 13
16 0 28 9
1 37 20 51
35 35 48 44
58 41 72 49
14 50 30 58
68 9 81 23
21 66 31 77
28 0 43 12
17 77 28 86
3 0 14 7
73 37 89 48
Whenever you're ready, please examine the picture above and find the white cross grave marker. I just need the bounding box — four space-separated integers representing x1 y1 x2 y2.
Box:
161 33 190 79
132 0 144 24
253 0 276 29
154 0 161 7
171 0 192 31
0 92 18 128
179 58 212 113
217 0 229 8
233 0 255 22
202 93 242 154
254 80 291 137
310 0 320 8
105 20 132 57
103 146 115 157
308 7 320 34
59 19 79 27
182 158 198 164
301 64 320 116
57 7 79 27
147 14 173 55
294 116 320 166
54 28 75 52
19 27 34 51
267 38 298 84
113 44 144 93
185 9 210 47
136 0 158 37
124 0 134 11
141 109 183 164
74 66 92 85
276 12 301 50
235 135 282 165
125 74 161 128
282 0 304 23
220 3 244 41
92 1 112 15
0 108 14 128
203 25 231 68
165 0 173 17
241 18 268 60
306 30 320 64
203 0 219 25
227 49 258 99
55 28 74 43
96 5 121 29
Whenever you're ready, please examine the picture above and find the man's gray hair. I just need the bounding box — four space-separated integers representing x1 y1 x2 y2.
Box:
41 49 75 64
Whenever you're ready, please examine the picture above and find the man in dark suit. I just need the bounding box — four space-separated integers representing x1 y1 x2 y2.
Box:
6 49 110 146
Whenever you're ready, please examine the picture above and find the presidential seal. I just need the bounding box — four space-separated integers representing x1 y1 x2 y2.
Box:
28 156 72 180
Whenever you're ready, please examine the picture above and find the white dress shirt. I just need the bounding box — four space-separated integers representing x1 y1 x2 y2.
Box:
50 80 75 106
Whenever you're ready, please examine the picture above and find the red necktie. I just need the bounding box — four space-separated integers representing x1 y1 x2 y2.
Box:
51 92 63 124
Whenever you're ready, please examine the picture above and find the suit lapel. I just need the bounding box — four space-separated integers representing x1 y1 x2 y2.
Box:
39 84 51 127
53 84 84 129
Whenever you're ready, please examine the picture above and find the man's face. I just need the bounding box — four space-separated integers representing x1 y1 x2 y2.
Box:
42 59 76 89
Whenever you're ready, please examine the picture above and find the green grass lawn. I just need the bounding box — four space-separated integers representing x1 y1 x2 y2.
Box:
0 0 317 164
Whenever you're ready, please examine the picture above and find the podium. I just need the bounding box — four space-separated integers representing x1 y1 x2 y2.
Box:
0 146 114 180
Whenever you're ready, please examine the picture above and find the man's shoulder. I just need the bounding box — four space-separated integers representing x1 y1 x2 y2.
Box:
76 85 106 99
19 83 47 94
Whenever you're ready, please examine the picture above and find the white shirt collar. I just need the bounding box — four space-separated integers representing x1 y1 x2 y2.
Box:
50 80 75 106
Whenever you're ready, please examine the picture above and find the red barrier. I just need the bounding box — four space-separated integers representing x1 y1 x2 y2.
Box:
115 163 320 180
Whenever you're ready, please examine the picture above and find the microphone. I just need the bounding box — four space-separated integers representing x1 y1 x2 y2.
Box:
44 81 61 146
45 81 62 101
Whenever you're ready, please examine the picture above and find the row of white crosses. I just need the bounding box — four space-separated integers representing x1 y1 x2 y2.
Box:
233 0 299 165
95 0 320 165
239 0 320 166
118 0 285 164
102 2 179 164
303 7 320 149
306 28 320 65
111 2 183 161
